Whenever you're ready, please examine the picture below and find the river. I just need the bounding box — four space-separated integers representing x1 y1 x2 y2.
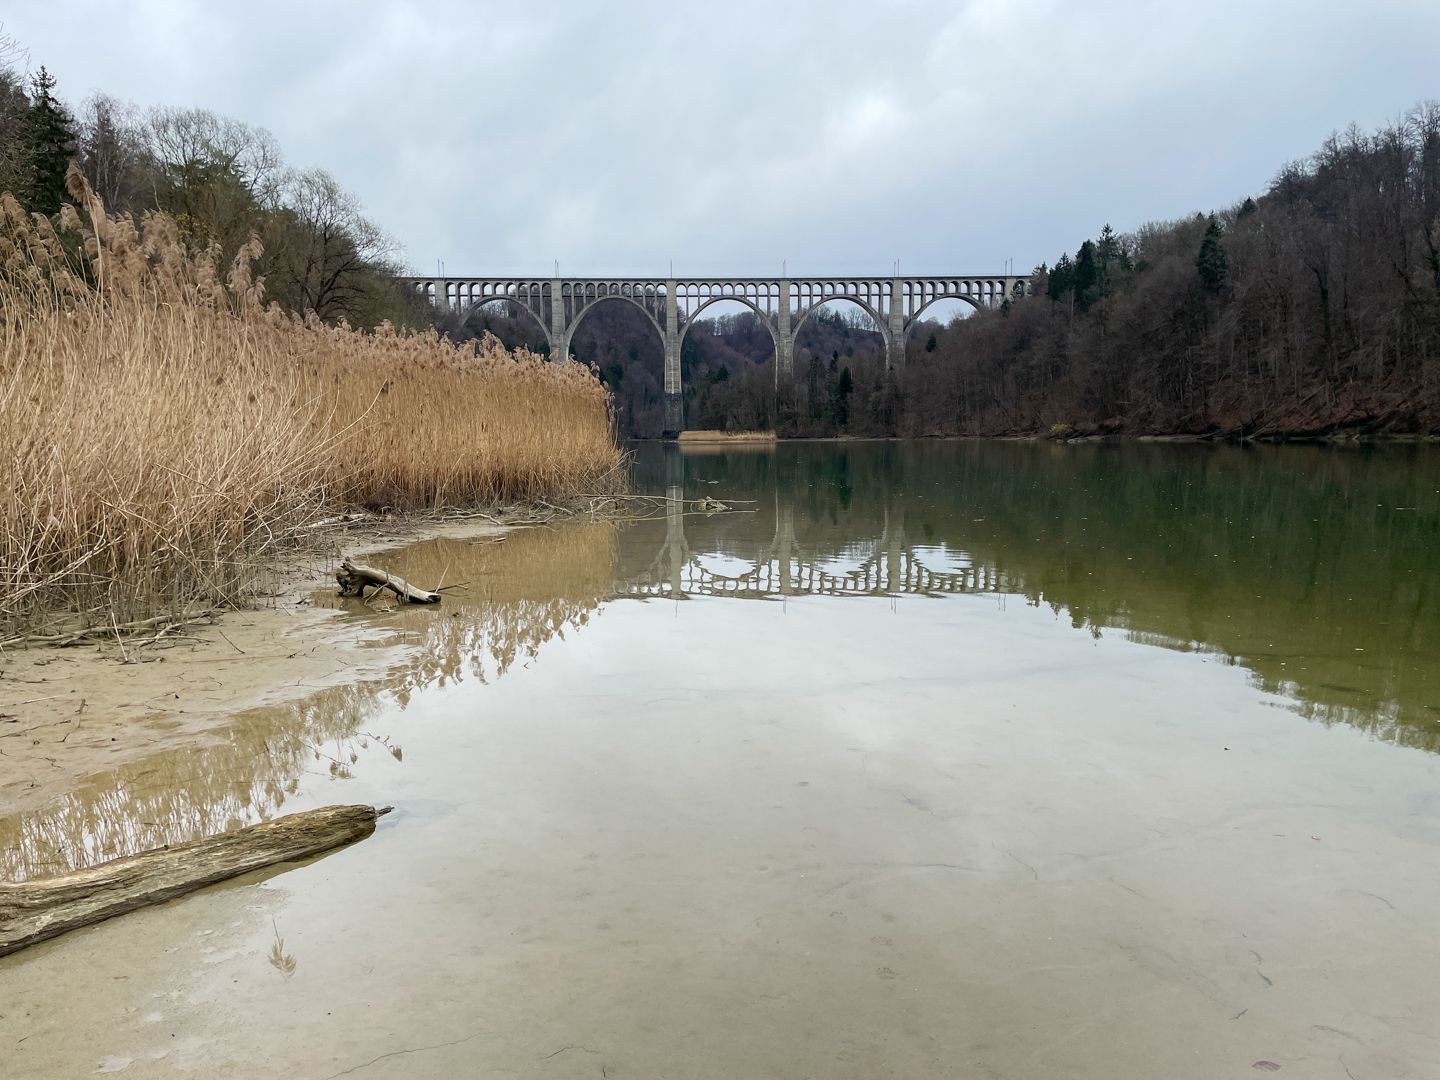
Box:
3 441 1438 1078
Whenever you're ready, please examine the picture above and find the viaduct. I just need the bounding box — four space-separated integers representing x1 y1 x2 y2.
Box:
400 274 1029 434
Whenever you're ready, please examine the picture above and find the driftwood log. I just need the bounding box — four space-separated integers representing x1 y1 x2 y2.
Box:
0 803 389 958
336 559 441 604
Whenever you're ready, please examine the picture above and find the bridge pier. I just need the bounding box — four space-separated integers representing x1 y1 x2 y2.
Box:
666 483 686 596
887 277 906 372
777 280 793 379
663 281 683 438
549 277 566 362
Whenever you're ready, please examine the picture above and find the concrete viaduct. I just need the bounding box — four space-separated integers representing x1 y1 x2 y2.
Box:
400 274 1029 434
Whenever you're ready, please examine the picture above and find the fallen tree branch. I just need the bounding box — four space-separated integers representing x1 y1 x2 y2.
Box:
0 609 216 651
336 559 441 604
0 803 391 957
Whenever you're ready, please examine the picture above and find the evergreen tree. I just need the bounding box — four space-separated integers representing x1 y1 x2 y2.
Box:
20 67 75 215
1196 215 1228 294
1072 240 1099 311
1096 223 1120 261
1237 196 1258 217
1047 253 1074 302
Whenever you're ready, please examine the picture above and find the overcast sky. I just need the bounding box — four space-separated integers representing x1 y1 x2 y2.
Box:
6 1 1438 279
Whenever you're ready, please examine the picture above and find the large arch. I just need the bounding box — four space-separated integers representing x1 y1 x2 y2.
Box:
791 295 890 345
460 297 553 352
906 292 985 329
560 294 666 363
678 294 780 353
678 296 783 430
564 294 666 354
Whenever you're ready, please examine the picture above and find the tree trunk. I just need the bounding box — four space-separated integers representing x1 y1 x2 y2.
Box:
0 803 389 957
336 559 441 603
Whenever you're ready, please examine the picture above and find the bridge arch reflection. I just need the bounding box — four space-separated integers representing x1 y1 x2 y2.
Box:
611 467 1001 601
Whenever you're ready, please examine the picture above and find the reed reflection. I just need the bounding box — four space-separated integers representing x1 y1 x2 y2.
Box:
0 522 620 879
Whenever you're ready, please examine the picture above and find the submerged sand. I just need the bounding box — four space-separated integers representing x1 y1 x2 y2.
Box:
0 520 504 825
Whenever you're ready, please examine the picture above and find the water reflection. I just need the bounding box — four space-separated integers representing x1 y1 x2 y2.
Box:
314 521 619 695
0 524 619 879
624 442 1440 751
3 441 1436 880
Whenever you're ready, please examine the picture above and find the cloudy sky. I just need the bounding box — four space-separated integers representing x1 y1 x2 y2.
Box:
6 1 1438 278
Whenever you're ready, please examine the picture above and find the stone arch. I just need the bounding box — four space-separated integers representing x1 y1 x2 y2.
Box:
791 294 889 343
678 295 780 354
904 291 985 333
562 294 666 365
460 294 553 350
569 287 667 336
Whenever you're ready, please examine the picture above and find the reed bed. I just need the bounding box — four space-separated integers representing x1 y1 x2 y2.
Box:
0 169 621 639
675 430 778 443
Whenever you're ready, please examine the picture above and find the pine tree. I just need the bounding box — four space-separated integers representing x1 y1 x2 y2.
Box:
1097 224 1120 261
1196 215 1229 294
1047 254 1074 302
20 67 75 215
1237 196 1258 217
1072 240 1099 311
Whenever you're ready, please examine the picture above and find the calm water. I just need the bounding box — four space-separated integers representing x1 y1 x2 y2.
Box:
3 441 1439 1078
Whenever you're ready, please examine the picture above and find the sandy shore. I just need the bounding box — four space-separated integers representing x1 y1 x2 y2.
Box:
0 517 506 824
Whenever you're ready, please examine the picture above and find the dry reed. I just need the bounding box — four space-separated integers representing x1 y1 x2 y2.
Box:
0 168 621 637
675 430 778 444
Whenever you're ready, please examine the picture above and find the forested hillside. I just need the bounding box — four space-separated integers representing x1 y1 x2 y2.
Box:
0 40 425 329
5 28 1434 442
910 102 1440 439
470 104 1440 440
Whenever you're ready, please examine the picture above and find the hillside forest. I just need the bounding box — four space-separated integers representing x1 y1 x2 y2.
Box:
4 38 1436 440
467 103 1440 440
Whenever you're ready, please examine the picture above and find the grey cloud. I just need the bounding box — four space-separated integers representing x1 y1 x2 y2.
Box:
7 0 1438 277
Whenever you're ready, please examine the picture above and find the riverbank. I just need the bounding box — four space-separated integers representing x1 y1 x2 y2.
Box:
659 429 1440 445
0 514 514 827
1 172 621 645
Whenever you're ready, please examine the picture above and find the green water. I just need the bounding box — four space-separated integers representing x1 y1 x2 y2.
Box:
630 440 1440 751
4 440 1439 1079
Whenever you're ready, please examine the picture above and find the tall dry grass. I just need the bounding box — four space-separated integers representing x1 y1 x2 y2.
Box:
0 168 621 638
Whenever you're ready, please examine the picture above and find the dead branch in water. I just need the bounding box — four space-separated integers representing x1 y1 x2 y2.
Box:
335 559 441 604
0 804 391 957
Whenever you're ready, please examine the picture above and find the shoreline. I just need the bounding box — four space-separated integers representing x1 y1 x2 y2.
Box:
0 515 512 826
642 431 1440 446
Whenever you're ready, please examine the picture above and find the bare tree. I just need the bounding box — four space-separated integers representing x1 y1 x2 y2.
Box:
137 107 286 256
266 167 396 323
144 107 284 206
0 26 28 198
75 93 148 213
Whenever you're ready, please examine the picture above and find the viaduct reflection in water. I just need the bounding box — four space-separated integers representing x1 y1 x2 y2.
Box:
621 441 1440 754
4 440 1436 879
619 492 1000 599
